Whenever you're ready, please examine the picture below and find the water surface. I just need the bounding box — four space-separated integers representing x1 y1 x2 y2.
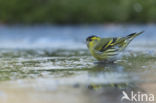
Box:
0 24 156 103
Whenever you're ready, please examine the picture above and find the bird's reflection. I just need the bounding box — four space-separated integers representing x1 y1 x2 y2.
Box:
86 61 145 101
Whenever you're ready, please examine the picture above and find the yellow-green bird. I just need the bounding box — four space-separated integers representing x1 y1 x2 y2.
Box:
86 31 144 61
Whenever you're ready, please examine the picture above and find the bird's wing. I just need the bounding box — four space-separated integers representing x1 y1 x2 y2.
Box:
94 37 122 52
93 37 123 59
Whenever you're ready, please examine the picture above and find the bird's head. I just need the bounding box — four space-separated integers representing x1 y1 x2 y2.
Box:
86 35 100 48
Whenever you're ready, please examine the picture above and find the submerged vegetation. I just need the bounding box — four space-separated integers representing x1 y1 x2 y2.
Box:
0 0 156 24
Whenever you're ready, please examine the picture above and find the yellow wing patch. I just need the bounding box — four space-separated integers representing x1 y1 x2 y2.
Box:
104 39 113 48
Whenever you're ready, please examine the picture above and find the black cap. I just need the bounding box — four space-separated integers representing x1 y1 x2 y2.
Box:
86 35 98 41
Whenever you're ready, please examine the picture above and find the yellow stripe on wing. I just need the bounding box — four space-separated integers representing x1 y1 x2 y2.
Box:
104 39 113 49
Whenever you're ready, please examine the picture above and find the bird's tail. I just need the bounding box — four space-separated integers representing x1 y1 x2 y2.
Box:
118 31 144 51
127 31 144 39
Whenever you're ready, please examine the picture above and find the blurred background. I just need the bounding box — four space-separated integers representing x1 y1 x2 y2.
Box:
0 0 156 24
0 0 155 48
0 0 156 103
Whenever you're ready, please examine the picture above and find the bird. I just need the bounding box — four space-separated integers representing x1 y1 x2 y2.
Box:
86 31 144 61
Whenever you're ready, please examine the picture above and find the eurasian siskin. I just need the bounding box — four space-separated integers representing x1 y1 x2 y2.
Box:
86 31 144 61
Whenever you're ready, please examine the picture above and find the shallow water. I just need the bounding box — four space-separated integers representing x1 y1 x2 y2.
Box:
0 24 156 103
